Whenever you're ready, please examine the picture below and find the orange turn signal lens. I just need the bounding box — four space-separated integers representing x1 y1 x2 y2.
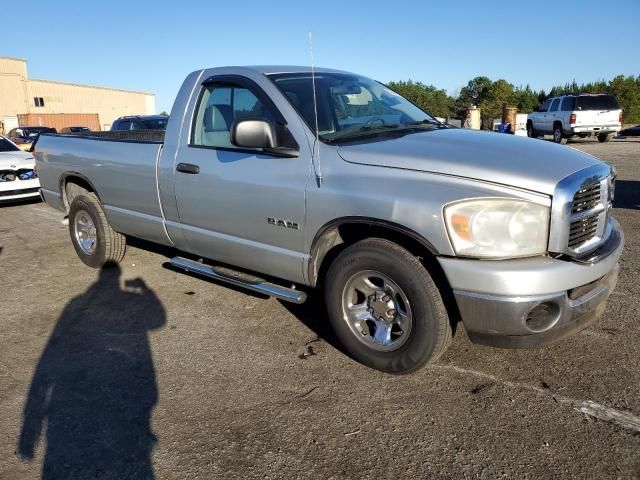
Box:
450 214 471 241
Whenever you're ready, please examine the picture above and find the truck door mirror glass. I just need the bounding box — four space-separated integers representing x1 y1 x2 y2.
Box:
231 119 277 149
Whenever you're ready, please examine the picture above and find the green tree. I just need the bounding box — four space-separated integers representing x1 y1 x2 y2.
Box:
476 79 515 128
386 80 455 118
457 76 493 107
609 75 640 124
514 85 539 113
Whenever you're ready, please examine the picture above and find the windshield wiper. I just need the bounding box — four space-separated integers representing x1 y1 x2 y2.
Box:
324 120 443 143
324 123 401 142
406 119 446 128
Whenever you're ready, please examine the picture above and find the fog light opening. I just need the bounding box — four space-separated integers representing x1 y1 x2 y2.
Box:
525 302 561 333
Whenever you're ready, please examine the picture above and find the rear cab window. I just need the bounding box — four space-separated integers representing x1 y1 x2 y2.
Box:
576 95 620 111
550 99 560 112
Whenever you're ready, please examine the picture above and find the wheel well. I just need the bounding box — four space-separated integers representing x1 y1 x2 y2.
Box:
61 175 95 211
311 221 437 288
310 220 461 330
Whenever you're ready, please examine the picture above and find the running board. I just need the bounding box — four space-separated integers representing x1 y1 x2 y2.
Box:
169 256 307 304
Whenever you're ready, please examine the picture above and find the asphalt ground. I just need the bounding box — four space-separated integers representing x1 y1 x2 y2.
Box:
1 138 639 479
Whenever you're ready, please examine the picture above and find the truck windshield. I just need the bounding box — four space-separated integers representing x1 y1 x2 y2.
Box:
269 72 443 143
141 118 168 130
0 137 20 152
576 95 620 111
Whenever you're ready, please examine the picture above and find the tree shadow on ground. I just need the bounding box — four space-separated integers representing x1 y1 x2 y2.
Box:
18 262 165 479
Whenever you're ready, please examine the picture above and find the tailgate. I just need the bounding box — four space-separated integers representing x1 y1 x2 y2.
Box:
575 95 621 126
576 109 620 126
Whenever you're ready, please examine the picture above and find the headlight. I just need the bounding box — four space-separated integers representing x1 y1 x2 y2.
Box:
444 199 549 258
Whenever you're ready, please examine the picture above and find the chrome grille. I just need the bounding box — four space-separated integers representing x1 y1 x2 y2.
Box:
571 183 601 214
568 214 599 248
548 163 613 259
568 182 602 249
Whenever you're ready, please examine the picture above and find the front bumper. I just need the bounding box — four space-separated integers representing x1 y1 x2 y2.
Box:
0 178 41 202
438 219 624 348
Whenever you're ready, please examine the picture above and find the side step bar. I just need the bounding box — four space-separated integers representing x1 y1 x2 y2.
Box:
169 256 307 304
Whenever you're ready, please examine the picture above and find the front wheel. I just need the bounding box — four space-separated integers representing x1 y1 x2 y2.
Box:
598 133 612 143
324 238 452 374
68 192 126 268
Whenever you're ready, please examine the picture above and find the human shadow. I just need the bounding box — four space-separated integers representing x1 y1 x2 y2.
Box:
18 262 166 479
613 180 640 211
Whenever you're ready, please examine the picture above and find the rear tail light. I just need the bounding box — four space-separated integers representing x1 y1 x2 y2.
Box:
569 113 576 125
619 111 624 124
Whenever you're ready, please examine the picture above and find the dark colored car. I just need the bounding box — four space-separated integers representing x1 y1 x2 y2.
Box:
618 124 640 137
111 115 169 131
60 126 91 134
7 126 57 144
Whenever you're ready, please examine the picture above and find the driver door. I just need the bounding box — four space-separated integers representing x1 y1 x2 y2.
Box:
171 76 310 283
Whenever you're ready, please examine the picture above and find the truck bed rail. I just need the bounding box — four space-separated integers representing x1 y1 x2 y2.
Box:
56 130 165 143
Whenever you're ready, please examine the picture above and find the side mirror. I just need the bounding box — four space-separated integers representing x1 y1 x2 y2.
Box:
231 119 277 149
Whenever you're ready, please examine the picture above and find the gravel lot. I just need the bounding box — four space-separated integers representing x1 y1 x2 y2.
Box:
1 138 639 479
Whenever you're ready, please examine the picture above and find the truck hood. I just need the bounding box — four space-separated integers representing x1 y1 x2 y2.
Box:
337 128 602 195
0 150 35 169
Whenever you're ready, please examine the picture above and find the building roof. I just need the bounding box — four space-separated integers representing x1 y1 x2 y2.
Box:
0 56 154 96
0 55 27 63
29 78 154 96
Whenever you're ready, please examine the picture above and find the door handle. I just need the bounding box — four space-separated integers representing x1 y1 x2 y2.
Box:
176 163 200 174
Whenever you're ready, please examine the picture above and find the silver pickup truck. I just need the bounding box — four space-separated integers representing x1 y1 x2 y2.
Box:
35 66 623 373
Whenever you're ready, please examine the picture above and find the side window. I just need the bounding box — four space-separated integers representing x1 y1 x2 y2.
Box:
550 99 560 112
561 97 575 111
115 121 131 131
540 99 552 112
192 83 275 148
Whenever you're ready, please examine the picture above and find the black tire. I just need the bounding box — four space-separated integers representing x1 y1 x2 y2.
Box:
598 133 612 143
553 123 567 144
68 192 126 268
526 121 538 139
324 238 452 374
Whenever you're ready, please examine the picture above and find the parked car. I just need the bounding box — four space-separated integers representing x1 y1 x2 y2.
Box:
618 124 640 137
35 66 623 373
60 126 91 134
527 94 623 143
111 115 168 131
7 126 58 146
0 135 40 202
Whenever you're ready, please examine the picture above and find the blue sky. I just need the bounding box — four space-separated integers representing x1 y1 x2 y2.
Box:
3 0 639 113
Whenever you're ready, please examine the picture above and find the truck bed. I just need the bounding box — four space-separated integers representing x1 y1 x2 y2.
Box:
35 132 171 245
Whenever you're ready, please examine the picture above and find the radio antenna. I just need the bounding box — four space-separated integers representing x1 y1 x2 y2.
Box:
309 31 322 186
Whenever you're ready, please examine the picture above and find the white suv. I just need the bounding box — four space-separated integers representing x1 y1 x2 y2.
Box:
527 94 622 144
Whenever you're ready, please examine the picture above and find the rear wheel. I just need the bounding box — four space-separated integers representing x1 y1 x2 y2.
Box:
598 133 612 143
68 192 126 267
526 121 538 138
324 238 452 374
553 123 567 144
